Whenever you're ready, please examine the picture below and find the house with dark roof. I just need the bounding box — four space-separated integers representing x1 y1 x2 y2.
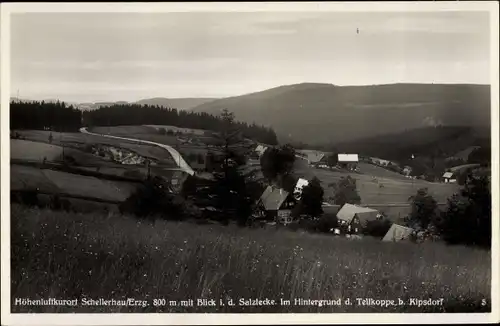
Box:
336 203 380 234
255 185 295 224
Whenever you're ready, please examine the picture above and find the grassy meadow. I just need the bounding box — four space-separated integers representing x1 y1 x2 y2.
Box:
11 204 490 313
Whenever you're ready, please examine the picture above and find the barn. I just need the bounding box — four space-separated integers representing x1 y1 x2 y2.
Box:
338 154 359 170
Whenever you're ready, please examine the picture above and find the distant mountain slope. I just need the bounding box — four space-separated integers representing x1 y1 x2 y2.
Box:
135 97 217 110
191 83 491 144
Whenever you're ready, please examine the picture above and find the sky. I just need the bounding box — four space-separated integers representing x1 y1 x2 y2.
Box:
10 11 491 103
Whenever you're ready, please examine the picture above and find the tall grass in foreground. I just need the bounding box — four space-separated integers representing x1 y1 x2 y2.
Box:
11 204 490 313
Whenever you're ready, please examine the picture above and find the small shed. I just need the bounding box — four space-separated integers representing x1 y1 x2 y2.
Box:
442 171 456 183
336 203 379 234
382 224 414 242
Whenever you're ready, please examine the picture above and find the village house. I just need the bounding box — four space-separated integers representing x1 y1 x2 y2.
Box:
306 152 325 167
382 224 414 242
337 154 359 170
336 203 379 234
255 186 295 225
442 171 456 183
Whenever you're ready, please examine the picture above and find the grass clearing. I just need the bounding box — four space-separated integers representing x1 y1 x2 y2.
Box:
11 204 490 313
11 139 64 162
41 169 136 202
10 165 60 193
11 165 137 202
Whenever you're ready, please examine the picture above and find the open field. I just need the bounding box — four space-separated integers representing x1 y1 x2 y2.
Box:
91 125 158 135
11 204 490 313
11 165 138 203
297 163 458 204
11 139 64 162
11 165 61 193
145 124 208 135
91 126 179 146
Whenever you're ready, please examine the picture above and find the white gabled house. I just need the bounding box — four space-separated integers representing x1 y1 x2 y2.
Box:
442 171 456 183
293 178 309 200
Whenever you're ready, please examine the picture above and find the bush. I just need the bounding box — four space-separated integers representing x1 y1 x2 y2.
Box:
63 155 76 166
438 175 491 248
407 188 438 230
363 218 392 239
158 128 167 135
120 177 187 221
12 190 39 207
49 195 72 212
166 129 175 136
316 214 339 233
329 176 361 207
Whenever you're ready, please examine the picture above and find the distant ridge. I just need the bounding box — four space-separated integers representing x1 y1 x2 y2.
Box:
191 82 490 144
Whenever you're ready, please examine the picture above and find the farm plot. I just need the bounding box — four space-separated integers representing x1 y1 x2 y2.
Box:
11 165 60 193
356 162 411 181
41 169 136 202
91 125 158 135
11 139 64 162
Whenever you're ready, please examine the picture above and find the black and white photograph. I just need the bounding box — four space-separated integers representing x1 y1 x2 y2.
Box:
1 2 499 325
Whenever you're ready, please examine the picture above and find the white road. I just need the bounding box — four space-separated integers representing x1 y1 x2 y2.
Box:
79 127 195 176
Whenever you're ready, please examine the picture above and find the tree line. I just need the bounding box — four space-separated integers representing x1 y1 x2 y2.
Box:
82 103 278 145
10 100 82 132
10 100 278 145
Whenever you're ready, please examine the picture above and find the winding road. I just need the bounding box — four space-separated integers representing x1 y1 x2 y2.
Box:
79 127 195 176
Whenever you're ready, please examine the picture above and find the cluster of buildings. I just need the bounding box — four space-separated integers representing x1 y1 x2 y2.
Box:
251 177 413 242
91 145 149 165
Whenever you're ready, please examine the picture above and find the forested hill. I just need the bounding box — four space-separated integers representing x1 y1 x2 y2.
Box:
83 104 278 144
10 100 278 145
192 83 491 144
